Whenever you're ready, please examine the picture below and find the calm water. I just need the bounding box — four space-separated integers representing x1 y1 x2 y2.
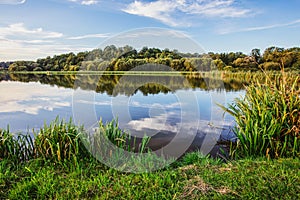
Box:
0 73 245 156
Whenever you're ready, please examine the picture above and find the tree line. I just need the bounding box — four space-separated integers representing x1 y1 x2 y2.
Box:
1 45 300 72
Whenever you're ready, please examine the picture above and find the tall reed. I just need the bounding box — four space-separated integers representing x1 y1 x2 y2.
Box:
34 117 89 164
90 119 150 154
1 118 151 166
222 72 300 158
0 128 34 163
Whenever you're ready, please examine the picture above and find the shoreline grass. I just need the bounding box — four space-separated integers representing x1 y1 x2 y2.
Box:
221 71 300 159
1 154 299 199
1 117 300 199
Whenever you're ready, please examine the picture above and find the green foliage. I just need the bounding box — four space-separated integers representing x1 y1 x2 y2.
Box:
0 128 34 163
0 118 152 167
33 118 89 164
232 56 258 69
222 73 300 158
213 59 226 70
4 45 300 72
251 48 262 63
259 61 281 70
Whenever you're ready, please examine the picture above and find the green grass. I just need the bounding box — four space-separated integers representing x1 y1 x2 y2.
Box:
221 71 300 158
33 117 90 165
1 118 152 167
1 119 299 199
86 119 171 173
1 154 299 199
0 128 34 163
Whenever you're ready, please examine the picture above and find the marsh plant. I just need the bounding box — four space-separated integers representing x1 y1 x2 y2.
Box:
0 128 34 163
87 119 171 172
33 118 90 164
0 117 153 169
222 71 300 158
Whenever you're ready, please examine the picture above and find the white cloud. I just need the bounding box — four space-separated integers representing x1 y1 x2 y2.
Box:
0 23 92 61
22 40 54 44
0 0 25 5
123 0 179 26
242 19 300 32
68 0 99 5
128 113 178 133
123 0 251 26
75 99 112 106
0 23 63 39
0 37 90 61
68 33 110 40
81 0 98 5
126 113 231 138
219 19 300 34
129 101 180 109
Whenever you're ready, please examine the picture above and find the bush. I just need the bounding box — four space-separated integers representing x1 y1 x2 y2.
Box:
259 62 281 70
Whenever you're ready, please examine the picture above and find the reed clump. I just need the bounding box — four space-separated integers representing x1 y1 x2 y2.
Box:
98 119 150 153
223 72 300 158
33 117 90 164
0 118 151 165
0 128 34 163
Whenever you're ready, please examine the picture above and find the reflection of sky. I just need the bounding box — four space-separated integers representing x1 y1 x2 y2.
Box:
0 81 73 132
0 81 72 114
0 80 245 136
120 90 240 138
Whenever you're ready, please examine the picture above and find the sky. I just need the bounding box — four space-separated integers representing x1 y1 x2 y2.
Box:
0 0 300 61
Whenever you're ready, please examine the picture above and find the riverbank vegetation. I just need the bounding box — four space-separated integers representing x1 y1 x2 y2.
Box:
1 51 299 198
1 70 299 198
221 72 299 159
1 45 300 72
1 121 299 199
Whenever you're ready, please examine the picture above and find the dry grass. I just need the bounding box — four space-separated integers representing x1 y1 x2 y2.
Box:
180 175 238 199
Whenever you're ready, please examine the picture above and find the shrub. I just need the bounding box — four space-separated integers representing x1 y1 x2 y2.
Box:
259 62 281 70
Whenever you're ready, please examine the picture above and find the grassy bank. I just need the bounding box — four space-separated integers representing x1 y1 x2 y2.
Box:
1 154 299 199
1 116 299 199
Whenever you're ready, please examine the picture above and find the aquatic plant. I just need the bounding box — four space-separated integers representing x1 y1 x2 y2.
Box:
222 72 300 158
0 128 34 163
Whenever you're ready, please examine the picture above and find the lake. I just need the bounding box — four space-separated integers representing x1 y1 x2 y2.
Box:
0 73 245 157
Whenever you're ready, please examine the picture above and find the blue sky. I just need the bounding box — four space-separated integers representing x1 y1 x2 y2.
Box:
0 0 299 61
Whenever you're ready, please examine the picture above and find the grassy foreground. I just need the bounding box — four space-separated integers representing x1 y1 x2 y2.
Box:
1 117 299 199
1 119 299 199
1 154 299 199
